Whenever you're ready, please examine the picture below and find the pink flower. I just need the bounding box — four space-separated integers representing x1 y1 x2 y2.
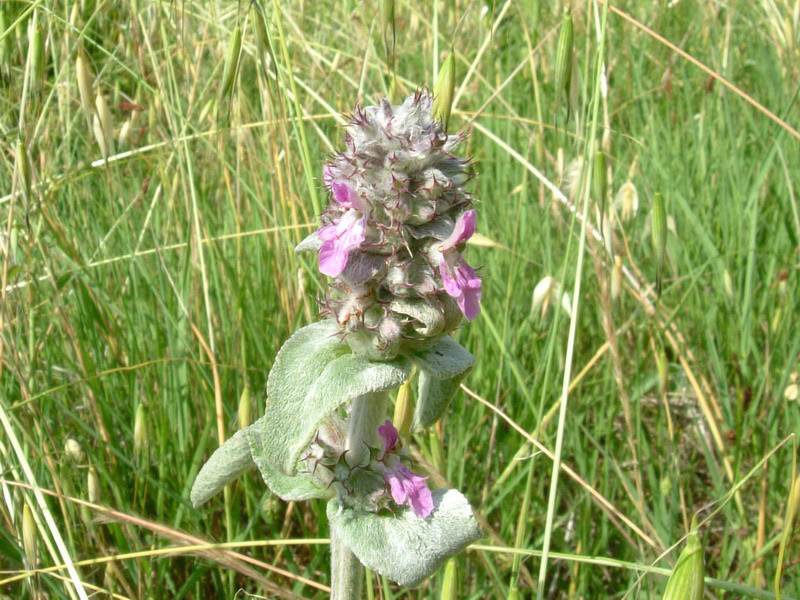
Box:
318 209 366 277
440 256 482 321
377 420 398 460
437 210 482 320
377 420 434 518
439 210 476 251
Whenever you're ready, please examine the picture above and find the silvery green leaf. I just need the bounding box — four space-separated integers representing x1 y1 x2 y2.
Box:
190 428 255 508
328 489 481 587
264 321 412 475
247 416 333 501
389 298 445 337
262 321 348 474
411 337 475 432
294 232 322 253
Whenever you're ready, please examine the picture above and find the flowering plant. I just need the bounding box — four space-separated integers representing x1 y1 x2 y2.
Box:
190 93 481 597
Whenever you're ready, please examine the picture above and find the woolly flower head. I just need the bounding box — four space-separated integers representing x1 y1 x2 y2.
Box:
297 92 482 360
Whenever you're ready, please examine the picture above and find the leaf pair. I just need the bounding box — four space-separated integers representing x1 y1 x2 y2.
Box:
189 320 481 586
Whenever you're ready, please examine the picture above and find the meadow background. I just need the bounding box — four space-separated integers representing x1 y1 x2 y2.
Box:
1 0 799 598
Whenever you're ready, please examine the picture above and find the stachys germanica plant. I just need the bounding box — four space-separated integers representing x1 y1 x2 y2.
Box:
190 92 482 598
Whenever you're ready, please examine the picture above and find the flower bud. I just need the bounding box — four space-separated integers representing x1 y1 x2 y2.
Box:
663 526 704 600
433 51 456 130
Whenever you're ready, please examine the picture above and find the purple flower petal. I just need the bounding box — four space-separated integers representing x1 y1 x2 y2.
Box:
378 419 398 460
330 180 370 214
440 209 476 251
318 210 366 277
332 181 357 207
383 458 434 518
440 255 482 320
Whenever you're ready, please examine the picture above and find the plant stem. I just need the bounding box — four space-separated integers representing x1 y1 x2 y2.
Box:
330 526 364 600
329 391 389 599
346 392 388 467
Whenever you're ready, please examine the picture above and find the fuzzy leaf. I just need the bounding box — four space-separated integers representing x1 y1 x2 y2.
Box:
328 489 481 587
190 428 255 507
264 321 411 475
411 337 475 431
261 321 348 474
247 416 333 501
295 232 322 253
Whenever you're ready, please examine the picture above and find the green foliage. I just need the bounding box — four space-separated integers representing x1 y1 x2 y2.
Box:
327 489 481 588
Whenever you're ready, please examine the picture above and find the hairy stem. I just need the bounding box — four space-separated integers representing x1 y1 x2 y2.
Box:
346 392 388 467
330 391 390 599
330 526 364 600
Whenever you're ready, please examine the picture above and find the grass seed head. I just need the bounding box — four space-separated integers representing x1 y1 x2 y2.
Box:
238 387 252 430
88 464 101 504
392 377 414 439
656 346 668 399
554 9 574 119
564 156 584 200
220 24 242 106
95 88 113 155
592 150 607 208
663 526 705 600
251 3 273 79
531 275 556 318
133 403 147 456
22 503 38 569
93 113 109 159
118 118 133 149
76 50 94 128
433 50 456 130
382 0 396 66
722 268 734 302
28 18 46 96
440 558 459 600
615 181 639 222
14 140 32 203
651 192 667 296
611 255 622 301
0 11 12 69
65 438 84 463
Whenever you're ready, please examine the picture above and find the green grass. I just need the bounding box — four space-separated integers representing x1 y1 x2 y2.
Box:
1 0 799 598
